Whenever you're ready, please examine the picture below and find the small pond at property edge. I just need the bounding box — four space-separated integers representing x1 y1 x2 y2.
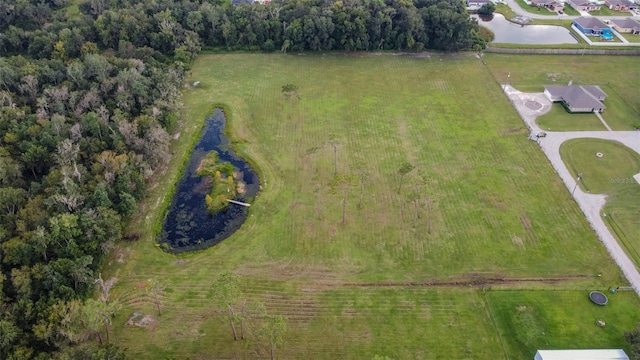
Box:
473 14 578 44
159 109 259 253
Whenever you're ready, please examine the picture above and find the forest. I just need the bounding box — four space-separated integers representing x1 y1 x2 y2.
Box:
0 0 483 358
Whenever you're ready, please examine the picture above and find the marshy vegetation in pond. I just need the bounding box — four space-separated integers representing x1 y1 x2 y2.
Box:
158 109 259 253
196 150 243 213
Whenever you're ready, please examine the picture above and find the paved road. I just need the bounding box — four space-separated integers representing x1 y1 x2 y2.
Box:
503 85 640 297
502 0 640 21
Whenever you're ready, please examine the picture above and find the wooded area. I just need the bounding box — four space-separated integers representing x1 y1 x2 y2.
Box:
0 0 483 358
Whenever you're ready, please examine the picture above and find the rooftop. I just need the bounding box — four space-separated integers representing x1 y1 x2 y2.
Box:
573 17 609 30
563 87 605 109
544 85 607 110
606 0 634 6
535 349 629 360
570 0 597 5
610 17 640 30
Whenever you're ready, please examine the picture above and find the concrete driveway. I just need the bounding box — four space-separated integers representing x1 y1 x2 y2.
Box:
503 85 640 296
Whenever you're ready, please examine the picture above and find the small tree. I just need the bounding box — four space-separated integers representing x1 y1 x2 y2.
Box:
147 278 165 316
417 169 433 234
94 273 117 303
281 39 291 54
328 134 339 177
242 300 268 341
333 143 338 176
82 299 120 345
208 271 242 341
397 162 415 194
358 170 368 209
281 84 299 107
258 315 287 360
330 174 357 225
478 2 495 15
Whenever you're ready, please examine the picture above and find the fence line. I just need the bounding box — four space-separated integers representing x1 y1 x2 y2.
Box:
485 47 640 55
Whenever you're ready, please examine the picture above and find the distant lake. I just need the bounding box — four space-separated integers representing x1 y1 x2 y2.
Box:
474 14 579 44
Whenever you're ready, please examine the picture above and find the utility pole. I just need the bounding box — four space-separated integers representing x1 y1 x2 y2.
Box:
571 172 582 196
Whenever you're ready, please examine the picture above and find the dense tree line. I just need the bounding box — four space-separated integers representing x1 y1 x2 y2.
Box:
0 0 484 358
2 0 485 58
1 0 187 358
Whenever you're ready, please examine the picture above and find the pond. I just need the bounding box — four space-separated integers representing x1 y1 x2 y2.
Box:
474 14 579 44
159 109 260 253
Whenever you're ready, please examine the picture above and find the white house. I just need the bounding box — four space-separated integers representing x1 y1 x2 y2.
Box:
534 349 630 360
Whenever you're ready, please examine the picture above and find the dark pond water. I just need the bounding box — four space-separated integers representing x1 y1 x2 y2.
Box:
159 109 259 253
474 14 578 44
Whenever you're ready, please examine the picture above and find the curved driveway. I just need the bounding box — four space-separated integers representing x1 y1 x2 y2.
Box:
504 85 640 296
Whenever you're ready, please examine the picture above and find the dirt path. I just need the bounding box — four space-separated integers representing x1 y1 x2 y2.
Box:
503 85 640 297
341 274 592 288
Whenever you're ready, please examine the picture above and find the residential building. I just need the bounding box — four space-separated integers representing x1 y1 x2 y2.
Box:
567 0 602 11
573 17 611 35
605 0 635 10
544 85 607 113
531 0 565 11
610 18 640 33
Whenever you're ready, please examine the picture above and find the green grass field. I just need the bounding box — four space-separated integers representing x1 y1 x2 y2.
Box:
588 7 633 16
515 0 556 15
495 4 518 19
487 290 640 359
560 138 640 266
105 53 638 358
562 4 580 15
618 32 640 43
537 104 606 131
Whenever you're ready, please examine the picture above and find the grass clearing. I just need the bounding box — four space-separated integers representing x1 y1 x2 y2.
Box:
537 104 606 131
562 4 580 15
618 32 640 43
114 283 506 359
560 138 640 266
599 86 640 130
495 4 518 19
487 290 640 359
589 7 633 16
514 0 556 15
106 53 636 358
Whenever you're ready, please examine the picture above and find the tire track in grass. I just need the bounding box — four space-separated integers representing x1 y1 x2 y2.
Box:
117 275 580 359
